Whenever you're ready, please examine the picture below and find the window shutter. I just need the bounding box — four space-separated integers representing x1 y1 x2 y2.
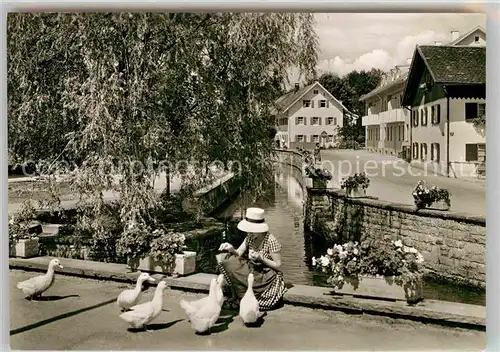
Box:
303 117 306 125
326 100 329 108
436 105 441 124
319 117 322 125
295 116 298 125
465 103 478 120
465 144 478 161
311 100 314 108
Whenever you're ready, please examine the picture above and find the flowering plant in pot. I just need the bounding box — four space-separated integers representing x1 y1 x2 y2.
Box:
412 180 451 210
116 221 154 271
340 172 370 197
313 239 425 304
147 229 188 273
9 200 41 258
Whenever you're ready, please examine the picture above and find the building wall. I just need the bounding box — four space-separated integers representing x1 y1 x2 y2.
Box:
288 86 344 149
410 93 486 177
305 188 486 288
454 29 486 46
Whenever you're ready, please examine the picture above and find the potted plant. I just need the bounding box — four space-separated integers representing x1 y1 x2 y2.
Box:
412 180 451 210
139 229 196 276
9 200 41 258
305 164 332 188
340 172 370 198
116 221 154 271
312 239 425 305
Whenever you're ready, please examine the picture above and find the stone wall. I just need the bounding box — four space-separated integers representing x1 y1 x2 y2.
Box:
305 187 486 288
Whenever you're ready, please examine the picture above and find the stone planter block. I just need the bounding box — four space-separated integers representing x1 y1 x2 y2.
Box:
347 187 366 198
11 238 40 258
428 200 450 211
335 275 424 304
313 179 327 188
139 251 197 276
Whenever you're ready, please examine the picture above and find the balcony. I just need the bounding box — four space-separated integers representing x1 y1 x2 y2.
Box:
276 124 288 132
362 108 408 126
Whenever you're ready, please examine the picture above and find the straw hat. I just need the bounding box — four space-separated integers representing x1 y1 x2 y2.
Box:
237 207 269 233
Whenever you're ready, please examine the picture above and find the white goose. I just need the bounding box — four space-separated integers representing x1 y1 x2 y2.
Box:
239 273 264 325
180 274 224 316
119 280 168 331
184 277 223 334
117 272 156 312
17 258 64 300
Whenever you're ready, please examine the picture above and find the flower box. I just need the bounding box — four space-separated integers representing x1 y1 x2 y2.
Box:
138 251 196 276
335 275 424 304
10 238 40 258
313 179 327 188
347 187 366 198
428 199 450 211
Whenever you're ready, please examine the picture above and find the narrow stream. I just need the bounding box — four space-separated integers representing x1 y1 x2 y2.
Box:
212 163 486 306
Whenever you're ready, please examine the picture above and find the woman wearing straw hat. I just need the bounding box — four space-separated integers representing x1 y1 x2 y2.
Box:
217 207 287 311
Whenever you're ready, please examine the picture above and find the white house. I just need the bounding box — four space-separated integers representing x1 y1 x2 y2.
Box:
274 81 351 149
401 44 486 179
360 26 486 160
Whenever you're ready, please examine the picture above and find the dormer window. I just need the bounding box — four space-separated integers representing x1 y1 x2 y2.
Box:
474 35 480 42
313 90 319 94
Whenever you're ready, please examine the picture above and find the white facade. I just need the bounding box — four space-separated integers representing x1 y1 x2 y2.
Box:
275 82 346 149
411 97 486 178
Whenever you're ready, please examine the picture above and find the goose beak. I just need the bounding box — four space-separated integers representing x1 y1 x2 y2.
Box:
147 277 156 283
58 264 64 269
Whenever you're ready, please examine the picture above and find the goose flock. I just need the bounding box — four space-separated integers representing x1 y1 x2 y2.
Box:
16 258 264 334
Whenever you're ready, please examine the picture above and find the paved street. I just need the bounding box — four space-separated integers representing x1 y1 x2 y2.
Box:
319 149 486 216
10 270 484 350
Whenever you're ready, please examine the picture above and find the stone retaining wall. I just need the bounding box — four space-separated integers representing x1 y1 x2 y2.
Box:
305 187 486 288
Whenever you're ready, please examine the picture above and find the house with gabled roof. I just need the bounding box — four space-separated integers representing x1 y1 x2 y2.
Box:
401 45 486 179
360 26 486 160
274 81 353 149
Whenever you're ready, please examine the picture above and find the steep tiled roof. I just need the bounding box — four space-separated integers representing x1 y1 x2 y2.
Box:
275 83 315 112
359 72 408 101
417 45 486 84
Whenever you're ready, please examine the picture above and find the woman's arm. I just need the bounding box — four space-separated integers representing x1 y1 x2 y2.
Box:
259 251 282 272
228 238 247 257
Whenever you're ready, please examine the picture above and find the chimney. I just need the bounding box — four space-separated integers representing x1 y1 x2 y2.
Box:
294 83 300 91
434 41 442 45
451 30 460 42
406 58 412 65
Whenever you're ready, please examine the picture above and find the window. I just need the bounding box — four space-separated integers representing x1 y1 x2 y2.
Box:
431 143 440 162
297 116 305 125
319 100 327 108
465 102 486 120
278 117 288 125
303 100 312 108
313 89 319 94
413 143 419 159
466 143 486 161
326 117 334 125
474 35 480 42
312 117 320 125
432 104 441 124
420 143 427 160
327 135 334 143
296 135 305 143
421 107 428 126
312 135 319 143
334 117 338 125
413 110 419 127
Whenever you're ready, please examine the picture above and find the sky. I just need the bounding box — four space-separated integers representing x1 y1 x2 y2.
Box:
292 13 486 81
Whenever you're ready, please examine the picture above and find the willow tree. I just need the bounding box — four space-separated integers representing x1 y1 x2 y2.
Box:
8 12 318 251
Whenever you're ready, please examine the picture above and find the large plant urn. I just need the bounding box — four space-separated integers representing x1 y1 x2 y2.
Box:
313 179 327 188
347 187 366 198
429 200 450 211
139 251 197 276
10 238 40 258
334 275 424 305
